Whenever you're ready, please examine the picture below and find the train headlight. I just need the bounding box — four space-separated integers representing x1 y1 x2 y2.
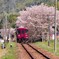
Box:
25 35 28 36
18 35 20 37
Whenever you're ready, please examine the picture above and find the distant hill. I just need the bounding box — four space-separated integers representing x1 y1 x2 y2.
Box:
0 0 55 13
16 0 55 11
0 0 58 28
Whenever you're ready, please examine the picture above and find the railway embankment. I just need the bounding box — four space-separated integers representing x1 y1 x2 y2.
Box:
30 43 59 59
1 41 59 59
34 40 59 56
0 44 6 59
1 42 17 59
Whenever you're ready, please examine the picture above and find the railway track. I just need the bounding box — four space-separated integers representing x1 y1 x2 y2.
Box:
21 43 50 59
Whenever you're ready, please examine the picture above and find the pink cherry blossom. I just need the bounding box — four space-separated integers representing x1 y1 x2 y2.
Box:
16 4 59 38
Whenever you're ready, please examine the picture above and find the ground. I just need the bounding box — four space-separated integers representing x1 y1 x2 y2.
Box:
0 44 7 59
17 43 59 59
0 40 59 59
0 42 18 59
0 48 6 58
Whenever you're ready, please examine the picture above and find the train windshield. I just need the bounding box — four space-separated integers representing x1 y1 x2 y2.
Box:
17 28 28 34
17 30 21 34
22 30 24 34
22 30 28 34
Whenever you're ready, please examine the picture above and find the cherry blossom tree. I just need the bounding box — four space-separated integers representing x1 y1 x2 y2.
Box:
16 3 59 40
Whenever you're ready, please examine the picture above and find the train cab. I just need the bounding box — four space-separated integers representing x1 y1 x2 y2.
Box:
16 27 29 43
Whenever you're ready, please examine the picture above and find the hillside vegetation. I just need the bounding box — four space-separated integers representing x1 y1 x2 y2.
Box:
0 0 59 28
0 0 55 13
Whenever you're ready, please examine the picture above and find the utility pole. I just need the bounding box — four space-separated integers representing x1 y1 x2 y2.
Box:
2 0 8 41
2 0 6 40
54 0 57 52
47 15 50 46
3 11 8 41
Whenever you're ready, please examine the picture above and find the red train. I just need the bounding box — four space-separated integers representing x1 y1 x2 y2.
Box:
16 27 29 43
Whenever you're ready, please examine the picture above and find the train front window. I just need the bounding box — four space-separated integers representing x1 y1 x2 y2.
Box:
22 29 28 34
22 30 28 34
17 30 21 34
22 30 24 34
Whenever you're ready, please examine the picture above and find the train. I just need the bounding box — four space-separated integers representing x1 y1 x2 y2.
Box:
16 27 29 43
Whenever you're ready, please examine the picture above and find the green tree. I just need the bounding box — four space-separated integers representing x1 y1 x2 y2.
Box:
57 1 59 10
8 14 18 28
0 19 3 29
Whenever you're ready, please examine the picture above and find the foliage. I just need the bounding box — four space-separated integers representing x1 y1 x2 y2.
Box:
16 0 55 10
2 42 17 59
57 1 59 10
34 40 59 56
8 14 17 23
16 4 59 38
0 0 57 13
8 14 17 28
0 19 3 29
11 23 16 28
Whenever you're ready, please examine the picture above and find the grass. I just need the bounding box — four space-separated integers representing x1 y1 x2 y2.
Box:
1 42 17 59
0 43 3 54
34 40 59 56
